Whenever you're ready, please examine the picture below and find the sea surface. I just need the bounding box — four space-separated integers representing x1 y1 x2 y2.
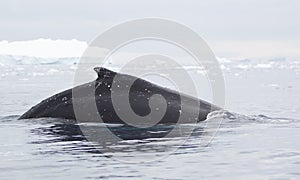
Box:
0 57 300 179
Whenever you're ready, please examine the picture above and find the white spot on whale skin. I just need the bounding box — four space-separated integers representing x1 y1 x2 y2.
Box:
62 97 68 101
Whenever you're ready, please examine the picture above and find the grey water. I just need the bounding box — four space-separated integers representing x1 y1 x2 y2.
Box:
0 60 300 179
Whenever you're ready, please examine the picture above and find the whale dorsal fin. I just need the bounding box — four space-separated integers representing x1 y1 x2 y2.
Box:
94 67 116 80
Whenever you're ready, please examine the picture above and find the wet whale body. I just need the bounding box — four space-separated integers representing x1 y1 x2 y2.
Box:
19 67 220 124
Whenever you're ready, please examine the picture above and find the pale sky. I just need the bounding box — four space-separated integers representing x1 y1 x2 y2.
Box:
0 0 300 58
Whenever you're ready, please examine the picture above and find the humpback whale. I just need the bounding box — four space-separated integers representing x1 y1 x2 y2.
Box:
19 67 220 124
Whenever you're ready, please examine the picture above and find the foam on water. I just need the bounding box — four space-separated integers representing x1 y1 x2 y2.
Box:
207 110 297 124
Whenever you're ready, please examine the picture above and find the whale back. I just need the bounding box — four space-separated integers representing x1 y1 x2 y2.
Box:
19 67 220 123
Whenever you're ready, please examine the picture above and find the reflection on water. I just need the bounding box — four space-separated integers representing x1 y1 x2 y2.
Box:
30 118 209 163
26 110 298 163
0 111 300 179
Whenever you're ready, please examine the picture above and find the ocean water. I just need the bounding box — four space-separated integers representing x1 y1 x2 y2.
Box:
0 57 300 179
